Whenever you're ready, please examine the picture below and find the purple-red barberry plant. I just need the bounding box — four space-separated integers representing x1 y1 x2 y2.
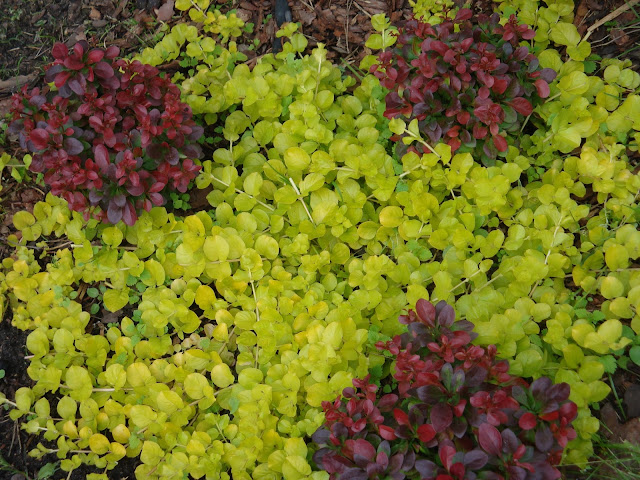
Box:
312 299 577 480
370 9 557 162
9 41 204 225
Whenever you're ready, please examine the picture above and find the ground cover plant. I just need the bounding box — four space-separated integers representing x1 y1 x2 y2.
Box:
0 0 639 479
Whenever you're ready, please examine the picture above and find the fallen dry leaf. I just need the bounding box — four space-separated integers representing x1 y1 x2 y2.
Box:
236 8 253 23
154 0 174 22
114 0 131 17
611 27 631 46
89 7 102 20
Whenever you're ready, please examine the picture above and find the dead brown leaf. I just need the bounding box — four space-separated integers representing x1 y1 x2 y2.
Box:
236 8 253 23
239 1 259 10
154 0 174 22
114 0 131 18
89 7 102 20
294 7 317 25
611 27 631 46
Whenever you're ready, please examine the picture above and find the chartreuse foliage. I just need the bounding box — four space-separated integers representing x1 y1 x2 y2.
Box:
0 0 638 478
410 0 456 24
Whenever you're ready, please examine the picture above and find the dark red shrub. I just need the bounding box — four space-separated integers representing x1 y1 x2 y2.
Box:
9 41 203 225
312 299 577 480
370 10 557 163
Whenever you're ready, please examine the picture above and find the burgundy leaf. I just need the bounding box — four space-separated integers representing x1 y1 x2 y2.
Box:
414 459 437 478
416 298 436 326
51 42 68 59
54 70 72 88
379 425 397 441
29 128 50 150
417 423 436 442
352 439 376 461
508 97 533 116
122 200 137 226
63 137 84 155
548 382 571 402
478 423 503 455
377 393 399 411
87 49 105 64
430 40 449 56
534 78 550 98
68 78 86 96
501 428 520 453
431 403 453 432
539 68 557 83
312 428 330 445
492 134 508 152
518 412 537 430
105 45 120 59
93 61 115 79
531 377 552 398
535 425 554 452
454 8 472 22
321 452 350 474
94 144 110 172
463 450 488 470
393 408 410 426
436 301 455 327
107 201 123 224
341 469 368 480
64 56 85 71
376 451 389 469
439 444 456 471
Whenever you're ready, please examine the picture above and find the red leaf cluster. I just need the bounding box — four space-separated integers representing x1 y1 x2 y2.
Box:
312 299 577 480
9 41 203 225
370 9 557 162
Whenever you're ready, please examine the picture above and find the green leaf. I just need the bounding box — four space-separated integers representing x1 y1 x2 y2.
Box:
65 366 93 401
126 362 152 388
140 441 164 465
156 390 185 414
630 346 640 366
103 289 129 312
567 41 591 61
129 405 157 428
550 22 581 47
284 147 311 171
102 226 123 247
89 434 111 455
175 0 192 10
26 329 49 357
184 372 210 399
379 206 403 228
211 363 235 388
12 211 35 230
371 13 390 32
600 276 624 299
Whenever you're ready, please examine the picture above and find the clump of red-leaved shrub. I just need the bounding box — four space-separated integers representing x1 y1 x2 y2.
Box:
311 299 577 480
370 9 557 163
8 41 203 225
